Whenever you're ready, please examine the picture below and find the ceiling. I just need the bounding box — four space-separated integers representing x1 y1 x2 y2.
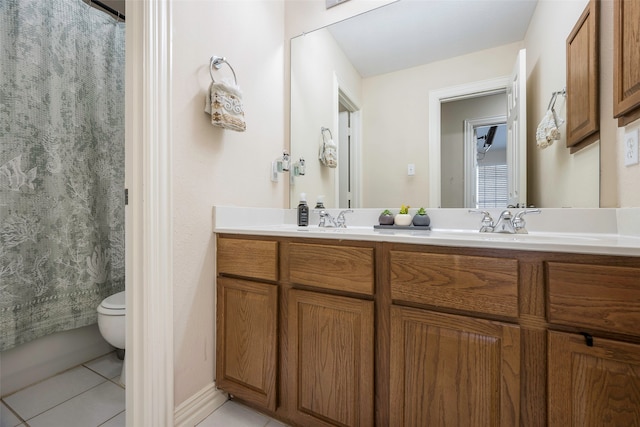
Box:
326 0 538 77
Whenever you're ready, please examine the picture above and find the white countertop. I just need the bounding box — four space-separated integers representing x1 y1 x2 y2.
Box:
213 206 640 257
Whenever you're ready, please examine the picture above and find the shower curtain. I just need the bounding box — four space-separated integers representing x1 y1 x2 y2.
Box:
0 0 125 351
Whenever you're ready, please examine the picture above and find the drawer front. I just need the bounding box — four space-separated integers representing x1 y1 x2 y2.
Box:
547 262 640 336
390 251 519 318
289 243 375 295
217 237 278 281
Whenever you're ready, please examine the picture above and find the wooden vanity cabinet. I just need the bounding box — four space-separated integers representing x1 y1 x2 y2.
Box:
388 246 521 426
216 236 375 426
216 234 640 427
216 236 279 410
546 260 640 426
286 241 375 427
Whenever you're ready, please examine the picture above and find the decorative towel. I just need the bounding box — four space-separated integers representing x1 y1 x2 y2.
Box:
536 109 561 149
204 79 246 132
319 137 337 168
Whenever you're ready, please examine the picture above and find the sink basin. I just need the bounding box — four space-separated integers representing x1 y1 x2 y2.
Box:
426 229 609 244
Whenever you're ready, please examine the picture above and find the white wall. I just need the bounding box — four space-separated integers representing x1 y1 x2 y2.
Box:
361 42 522 208
171 0 285 406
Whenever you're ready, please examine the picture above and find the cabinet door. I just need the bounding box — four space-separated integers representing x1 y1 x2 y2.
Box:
390 306 520 427
566 0 599 150
216 277 278 410
614 0 640 122
288 289 374 427
548 331 640 426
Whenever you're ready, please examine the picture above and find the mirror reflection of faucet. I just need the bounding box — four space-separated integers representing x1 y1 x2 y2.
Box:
317 209 353 228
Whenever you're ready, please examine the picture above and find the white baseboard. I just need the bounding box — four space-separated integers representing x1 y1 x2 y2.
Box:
174 382 228 427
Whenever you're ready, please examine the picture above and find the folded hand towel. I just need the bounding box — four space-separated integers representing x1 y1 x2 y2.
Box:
204 79 246 132
319 137 337 168
536 109 561 149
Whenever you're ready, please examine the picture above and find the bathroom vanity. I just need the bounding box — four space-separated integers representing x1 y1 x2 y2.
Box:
214 208 640 427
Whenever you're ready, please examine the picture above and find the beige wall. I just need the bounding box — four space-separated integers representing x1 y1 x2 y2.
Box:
290 28 362 207
524 0 601 208
171 0 285 406
361 42 522 208
170 0 640 409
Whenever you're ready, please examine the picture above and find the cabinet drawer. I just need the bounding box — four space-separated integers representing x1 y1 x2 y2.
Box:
289 242 374 295
217 237 278 281
390 251 519 318
547 262 640 336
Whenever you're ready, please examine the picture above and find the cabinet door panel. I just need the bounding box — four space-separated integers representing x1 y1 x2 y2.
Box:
288 289 374 427
614 0 640 118
548 331 640 426
390 306 520 427
566 0 599 149
216 277 278 410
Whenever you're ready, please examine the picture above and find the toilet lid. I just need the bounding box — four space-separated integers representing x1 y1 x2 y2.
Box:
101 291 125 310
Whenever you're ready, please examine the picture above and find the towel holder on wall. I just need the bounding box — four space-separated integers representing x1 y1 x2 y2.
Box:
547 87 567 110
209 56 238 85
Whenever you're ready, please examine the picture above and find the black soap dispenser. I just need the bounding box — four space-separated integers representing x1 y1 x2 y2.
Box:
297 193 309 226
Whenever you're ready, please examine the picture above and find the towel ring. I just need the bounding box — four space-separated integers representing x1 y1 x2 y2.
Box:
210 56 238 85
321 127 333 141
547 87 566 111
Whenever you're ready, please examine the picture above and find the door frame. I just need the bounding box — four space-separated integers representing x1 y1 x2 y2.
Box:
428 76 511 208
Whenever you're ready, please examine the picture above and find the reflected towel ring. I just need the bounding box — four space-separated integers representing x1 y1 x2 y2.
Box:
321 127 333 141
210 56 238 85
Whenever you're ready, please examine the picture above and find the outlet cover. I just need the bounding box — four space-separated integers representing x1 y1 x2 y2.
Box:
624 128 639 167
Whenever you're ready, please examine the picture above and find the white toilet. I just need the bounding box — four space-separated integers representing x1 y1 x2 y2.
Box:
97 290 126 385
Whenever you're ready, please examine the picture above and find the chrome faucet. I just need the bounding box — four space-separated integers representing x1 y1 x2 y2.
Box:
494 210 516 234
318 209 353 228
468 210 495 232
336 210 353 228
513 209 541 234
470 208 541 234
318 210 338 228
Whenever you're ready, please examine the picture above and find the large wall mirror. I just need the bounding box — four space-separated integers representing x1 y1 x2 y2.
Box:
289 0 600 210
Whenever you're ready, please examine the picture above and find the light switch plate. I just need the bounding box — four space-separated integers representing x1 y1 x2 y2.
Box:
624 128 639 167
408 163 415 176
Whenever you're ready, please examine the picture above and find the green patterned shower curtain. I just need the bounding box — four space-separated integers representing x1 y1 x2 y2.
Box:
0 0 125 350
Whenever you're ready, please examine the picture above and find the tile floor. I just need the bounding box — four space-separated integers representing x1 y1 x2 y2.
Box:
1 352 125 427
0 351 286 427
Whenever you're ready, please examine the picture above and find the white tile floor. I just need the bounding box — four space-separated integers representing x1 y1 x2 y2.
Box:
0 352 286 427
1 352 125 427
197 400 289 427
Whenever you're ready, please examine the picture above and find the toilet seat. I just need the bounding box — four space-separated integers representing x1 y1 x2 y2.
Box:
98 291 125 315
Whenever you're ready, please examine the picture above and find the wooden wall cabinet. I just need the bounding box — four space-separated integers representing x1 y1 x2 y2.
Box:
566 0 599 152
613 0 640 125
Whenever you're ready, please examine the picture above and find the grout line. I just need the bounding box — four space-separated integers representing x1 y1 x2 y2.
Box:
96 409 125 426
1 399 28 426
